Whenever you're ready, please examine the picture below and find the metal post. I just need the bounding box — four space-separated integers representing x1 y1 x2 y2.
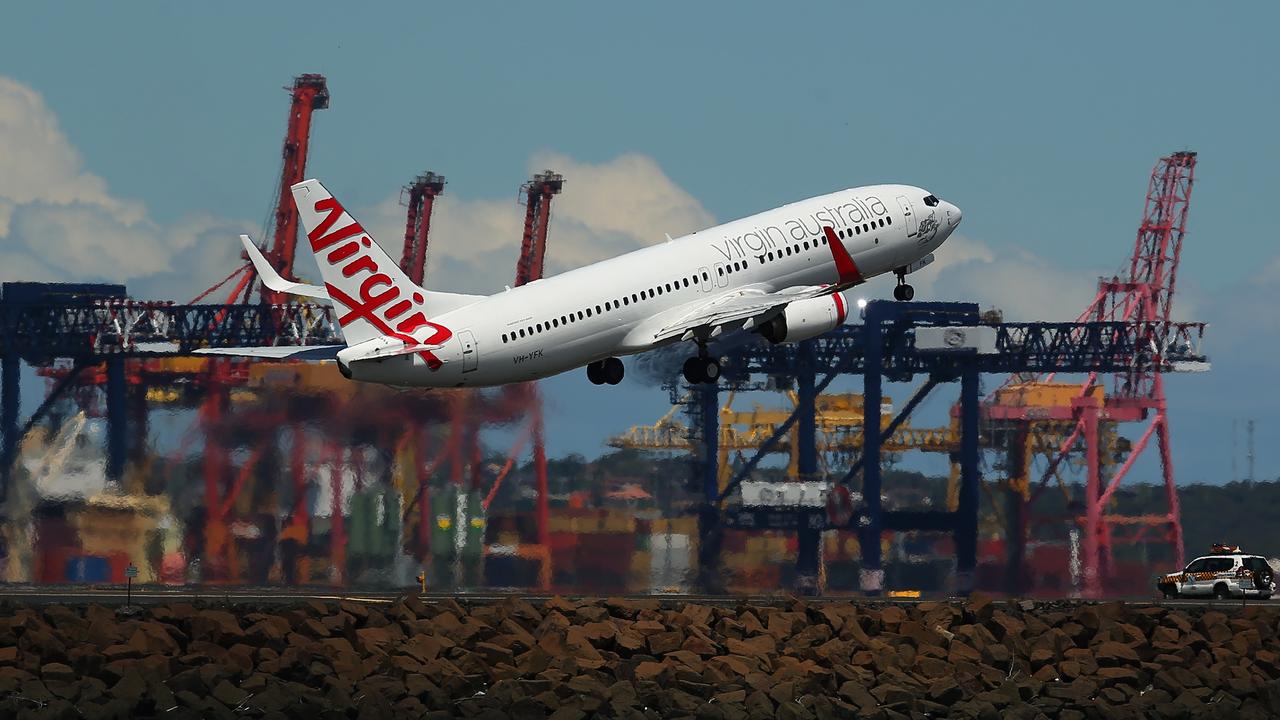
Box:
955 363 980 595
1082 398 1102 599
795 340 820 593
1 355 18 504
105 357 127 485
697 382 722 593
859 309 883 596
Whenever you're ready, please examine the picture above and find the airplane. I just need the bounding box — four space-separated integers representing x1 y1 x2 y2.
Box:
197 179 961 388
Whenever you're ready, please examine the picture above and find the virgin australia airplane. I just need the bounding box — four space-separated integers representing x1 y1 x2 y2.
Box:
198 179 960 387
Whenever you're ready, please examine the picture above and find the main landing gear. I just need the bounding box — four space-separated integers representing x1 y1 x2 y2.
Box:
893 270 915 302
587 357 624 385
682 354 721 385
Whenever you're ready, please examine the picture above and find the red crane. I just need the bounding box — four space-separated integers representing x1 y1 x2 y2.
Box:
515 172 564 553
197 75 328 580
400 172 446 286
1071 151 1196 596
991 152 1198 598
260 74 329 304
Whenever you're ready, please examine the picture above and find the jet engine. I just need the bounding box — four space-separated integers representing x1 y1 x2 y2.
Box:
759 293 849 344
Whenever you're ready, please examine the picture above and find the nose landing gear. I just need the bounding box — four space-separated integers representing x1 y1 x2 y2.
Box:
893 270 915 302
587 357 624 385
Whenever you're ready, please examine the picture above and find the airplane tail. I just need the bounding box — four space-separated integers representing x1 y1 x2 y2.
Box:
291 179 460 351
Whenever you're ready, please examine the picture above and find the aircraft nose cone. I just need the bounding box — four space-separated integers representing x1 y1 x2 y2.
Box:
945 202 962 227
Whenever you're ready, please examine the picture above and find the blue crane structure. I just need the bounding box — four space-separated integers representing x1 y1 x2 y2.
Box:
681 299 1207 595
1 284 1208 596
0 281 339 502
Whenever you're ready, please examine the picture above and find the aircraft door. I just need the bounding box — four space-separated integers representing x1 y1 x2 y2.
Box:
459 330 478 373
713 263 729 288
698 266 712 292
897 196 918 238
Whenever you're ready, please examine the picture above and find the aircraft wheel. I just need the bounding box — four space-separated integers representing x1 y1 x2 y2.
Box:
682 357 703 384
602 357 624 385
586 361 605 385
702 357 721 382
683 356 720 384
893 284 915 301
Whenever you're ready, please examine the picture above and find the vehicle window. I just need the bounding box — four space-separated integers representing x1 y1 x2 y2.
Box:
1250 557 1269 572
924 195 939 207
1184 559 1208 573
886 216 892 225
1207 558 1234 573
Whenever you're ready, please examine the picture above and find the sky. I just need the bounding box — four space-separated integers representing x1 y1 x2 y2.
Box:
1 2 1277 485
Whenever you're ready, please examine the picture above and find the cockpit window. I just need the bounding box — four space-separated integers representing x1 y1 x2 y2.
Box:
923 195 940 207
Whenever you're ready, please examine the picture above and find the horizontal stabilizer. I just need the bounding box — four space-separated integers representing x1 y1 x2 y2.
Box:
337 335 447 364
240 235 330 300
193 344 345 360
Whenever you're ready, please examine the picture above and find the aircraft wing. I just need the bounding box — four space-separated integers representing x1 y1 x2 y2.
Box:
240 235 330 301
192 344 345 360
645 284 836 344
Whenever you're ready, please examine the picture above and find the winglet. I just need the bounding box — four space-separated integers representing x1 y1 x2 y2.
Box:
240 235 330 300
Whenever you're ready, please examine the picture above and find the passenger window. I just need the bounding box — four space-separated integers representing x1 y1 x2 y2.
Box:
682 278 689 288
501 334 507 343
854 226 861 235
886 216 892 225
717 267 723 276
1185 559 1207 573
595 305 602 314
578 311 584 320
665 283 672 292
702 271 709 281
803 241 810 250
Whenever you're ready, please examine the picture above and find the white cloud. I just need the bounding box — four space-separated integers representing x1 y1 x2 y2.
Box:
337 152 716 295
0 76 250 300
909 233 1108 321
0 72 714 304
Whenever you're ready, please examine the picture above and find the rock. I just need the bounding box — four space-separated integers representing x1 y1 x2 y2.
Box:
189 610 244 644
211 679 249 708
928 676 964 704
1094 640 1140 666
1097 666 1141 687
40 662 75 683
648 631 684 655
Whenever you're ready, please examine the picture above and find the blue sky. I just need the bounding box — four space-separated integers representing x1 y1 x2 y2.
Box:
1 2 1277 484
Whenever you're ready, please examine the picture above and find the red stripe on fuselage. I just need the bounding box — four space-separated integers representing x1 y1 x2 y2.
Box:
822 226 863 285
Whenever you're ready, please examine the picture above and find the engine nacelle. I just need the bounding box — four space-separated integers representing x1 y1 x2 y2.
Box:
759 293 849 344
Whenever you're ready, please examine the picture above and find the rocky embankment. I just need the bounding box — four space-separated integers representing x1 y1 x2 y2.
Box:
1 595 1279 719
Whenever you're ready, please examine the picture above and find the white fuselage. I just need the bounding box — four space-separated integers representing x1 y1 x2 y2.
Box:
346 184 958 388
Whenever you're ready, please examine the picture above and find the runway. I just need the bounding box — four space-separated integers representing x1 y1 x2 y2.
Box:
0 585 1271 608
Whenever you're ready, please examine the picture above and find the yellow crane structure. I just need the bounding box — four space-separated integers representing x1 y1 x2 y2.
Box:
609 392 960 494
611 386 1112 542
